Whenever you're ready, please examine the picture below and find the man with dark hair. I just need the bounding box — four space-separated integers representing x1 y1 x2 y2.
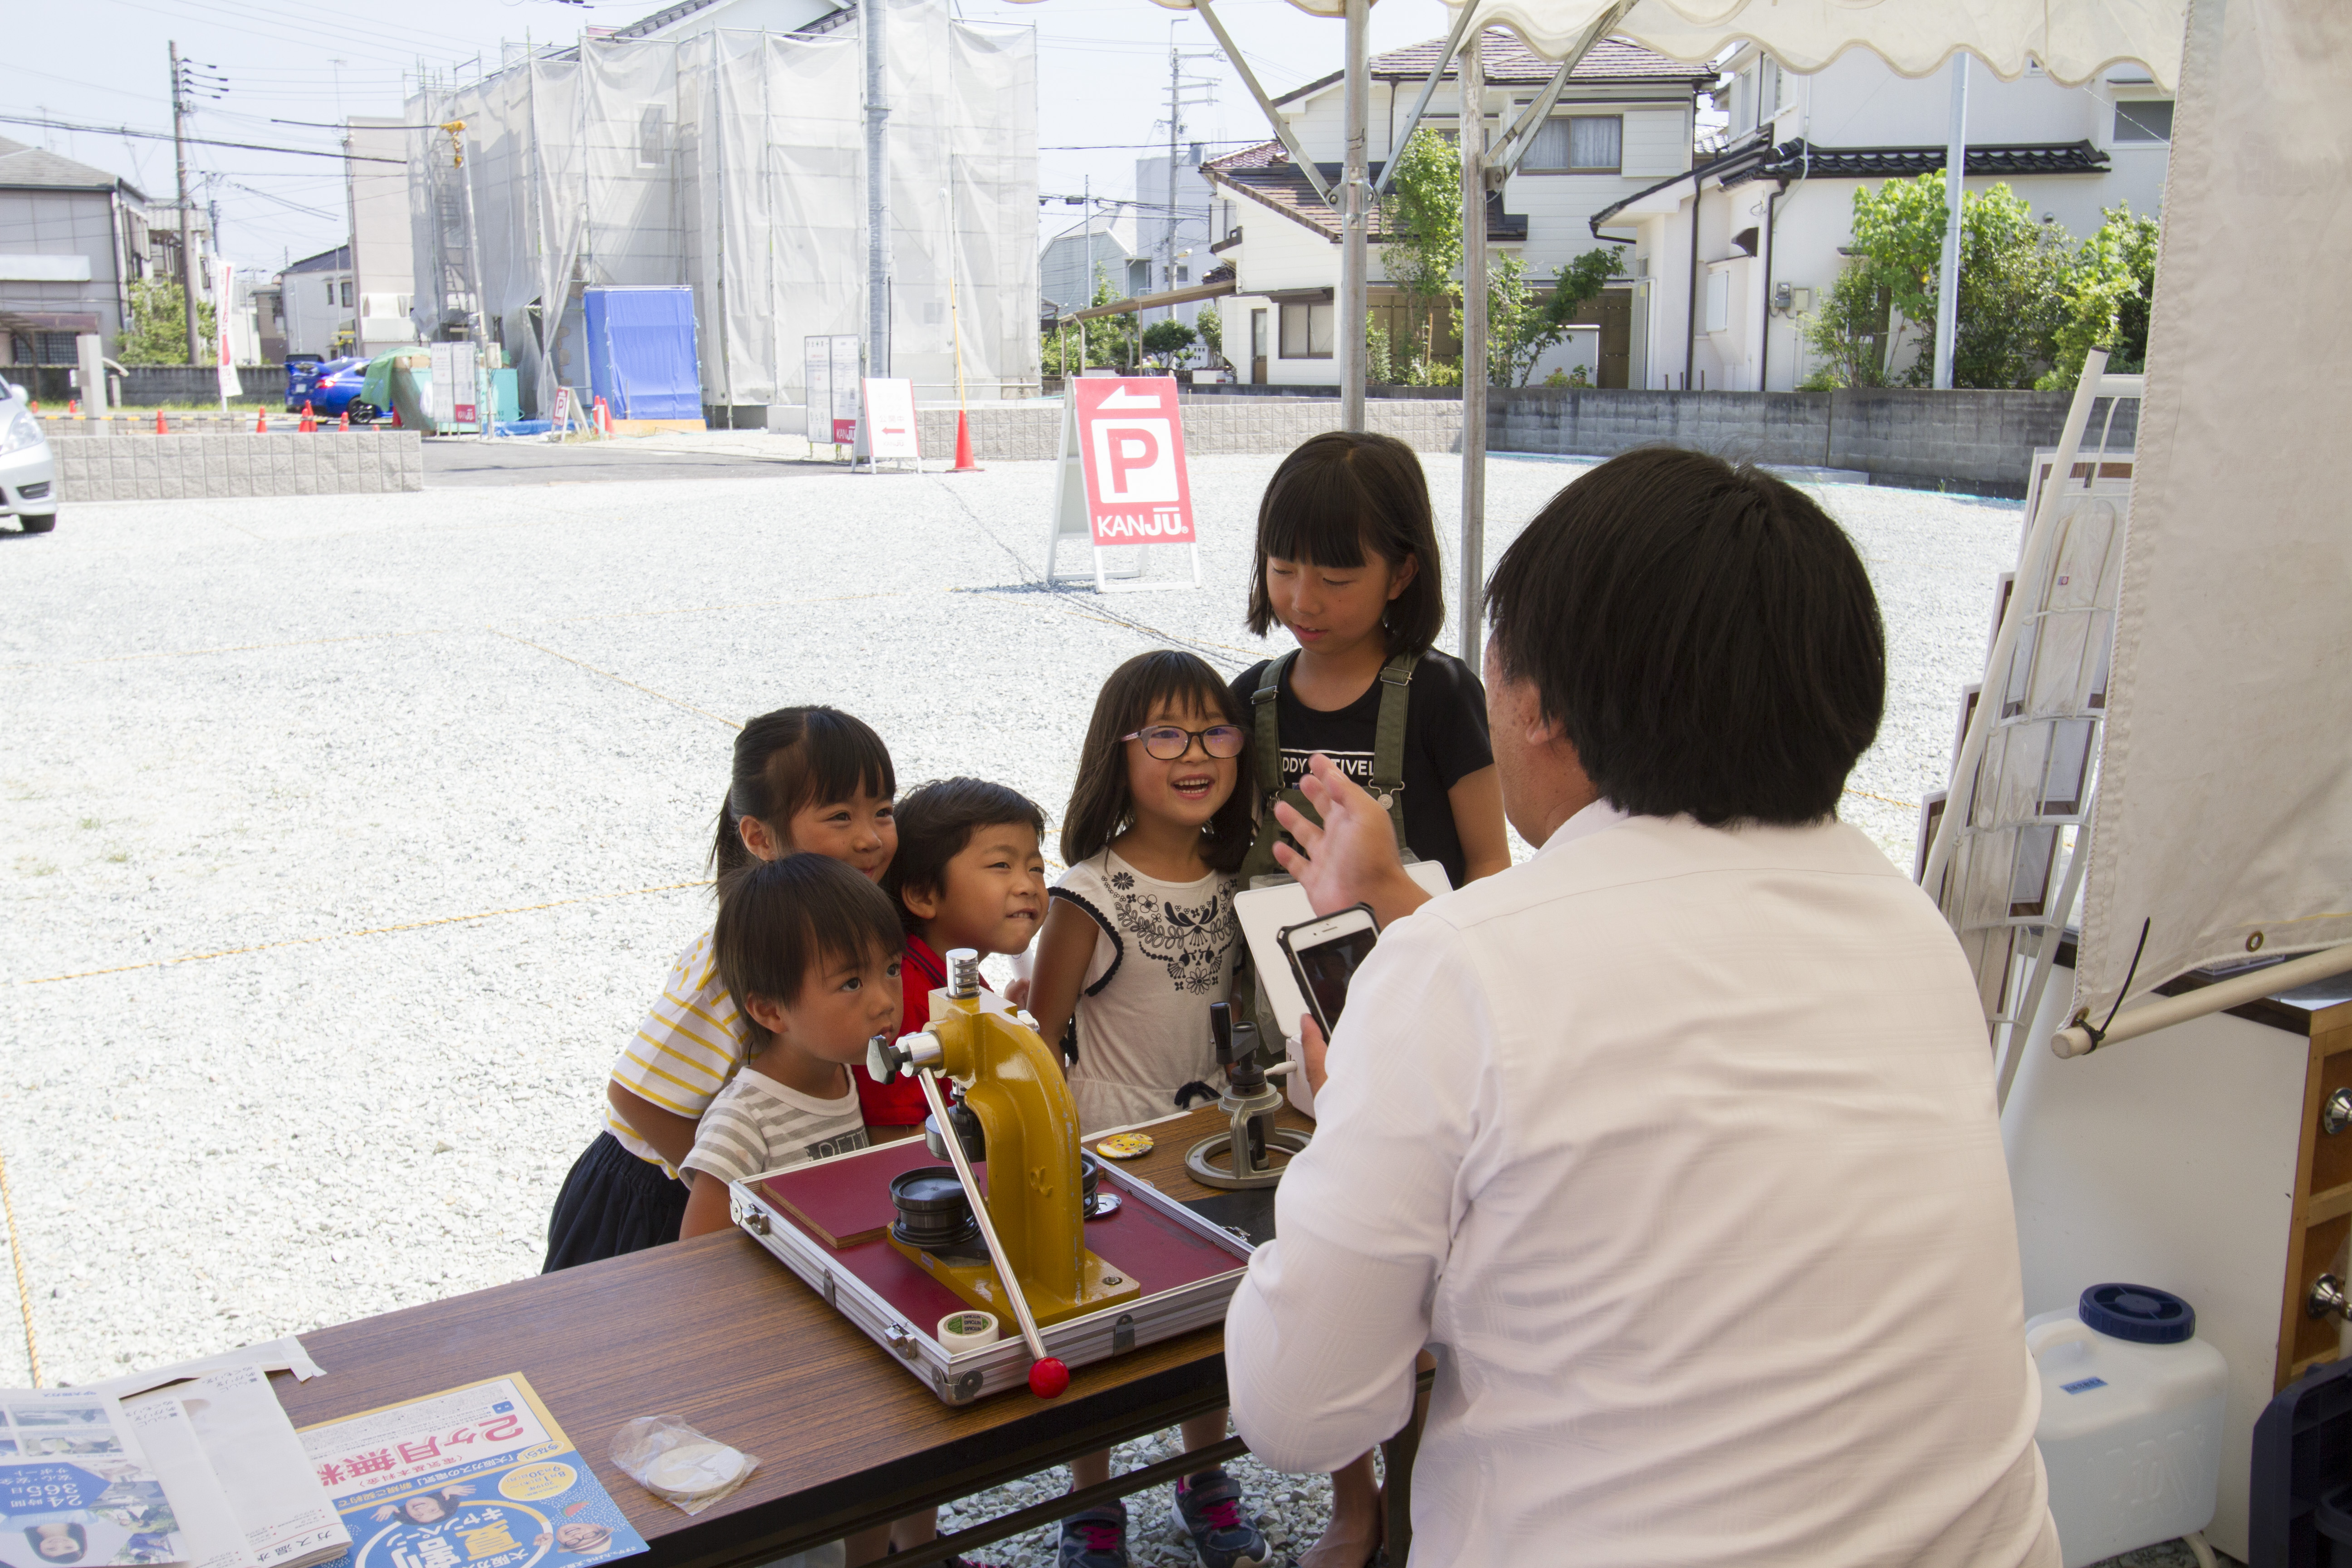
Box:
1227 450 2058 1567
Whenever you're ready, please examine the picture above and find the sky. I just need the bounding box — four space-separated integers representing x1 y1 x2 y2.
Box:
8 0 1465 278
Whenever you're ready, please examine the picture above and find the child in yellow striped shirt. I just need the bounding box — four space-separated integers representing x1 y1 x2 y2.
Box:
541 705 897 1272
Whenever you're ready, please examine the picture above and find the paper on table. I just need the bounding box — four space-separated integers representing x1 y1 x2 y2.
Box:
123 1399 259 1568
88 1341 325 1402
0 1386 187 1568
153 1368 346 1568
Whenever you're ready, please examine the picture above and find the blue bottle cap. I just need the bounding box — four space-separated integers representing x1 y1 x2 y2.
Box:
2078 1282 2196 1344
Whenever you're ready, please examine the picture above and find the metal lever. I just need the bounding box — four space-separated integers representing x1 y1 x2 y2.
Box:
2325 1088 2352 1137
2310 1274 2350 1321
913 1066 1069 1398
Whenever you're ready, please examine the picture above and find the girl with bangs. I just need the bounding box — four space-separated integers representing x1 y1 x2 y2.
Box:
1232 431 1508 895
1026 651 1272 1568
542 705 900 1272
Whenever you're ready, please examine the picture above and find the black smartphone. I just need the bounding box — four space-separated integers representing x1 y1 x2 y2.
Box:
1277 902 1381 1038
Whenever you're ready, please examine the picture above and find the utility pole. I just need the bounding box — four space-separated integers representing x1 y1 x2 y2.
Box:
169 42 198 365
1338 0 1370 430
1080 174 1090 369
862 0 891 382
1457 33 1487 666
1932 54 1969 390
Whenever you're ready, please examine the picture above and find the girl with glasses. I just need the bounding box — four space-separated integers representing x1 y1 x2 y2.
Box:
1025 650 1273 1568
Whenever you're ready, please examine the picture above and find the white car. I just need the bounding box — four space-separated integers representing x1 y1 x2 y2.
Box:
1 380 57 534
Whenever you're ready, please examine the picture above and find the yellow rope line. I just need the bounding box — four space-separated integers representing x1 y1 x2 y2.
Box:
17 879 713 988
0 1140 40 1387
485 630 744 730
1842 786 1918 810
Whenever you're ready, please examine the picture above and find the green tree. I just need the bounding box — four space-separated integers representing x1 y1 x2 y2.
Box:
1142 318 1197 369
1377 127 1463 370
1492 246 1623 386
1805 173 2075 389
1365 320 1396 386
1194 304 1224 368
118 279 217 366
2037 205 2160 389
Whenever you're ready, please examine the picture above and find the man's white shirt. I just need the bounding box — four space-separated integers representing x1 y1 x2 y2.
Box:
1225 804 2059 1567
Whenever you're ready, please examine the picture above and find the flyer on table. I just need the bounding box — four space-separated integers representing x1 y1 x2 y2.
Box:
0 1387 188 1568
296 1377 643 1568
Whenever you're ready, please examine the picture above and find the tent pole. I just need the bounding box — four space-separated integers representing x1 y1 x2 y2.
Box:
1932 52 1966 389
1457 29 1485 666
1339 0 1369 431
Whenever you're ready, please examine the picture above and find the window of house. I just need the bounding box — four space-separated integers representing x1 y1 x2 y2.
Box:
1525 114 1623 172
324 278 334 302
2113 99 2173 142
639 104 667 167
34 332 76 364
341 280 353 308
1279 300 1334 358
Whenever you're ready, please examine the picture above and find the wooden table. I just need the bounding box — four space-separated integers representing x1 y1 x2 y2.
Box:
274 1106 1320 1568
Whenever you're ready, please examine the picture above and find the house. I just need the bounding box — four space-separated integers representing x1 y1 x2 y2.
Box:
1040 213 1139 320
345 116 418 355
1130 144 1239 337
1592 45 2174 391
0 137 191 367
280 245 355 359
1203 31 1714 388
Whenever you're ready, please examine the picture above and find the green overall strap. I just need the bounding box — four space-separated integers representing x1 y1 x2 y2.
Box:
1252 650 1293 803
1367 651 1420 843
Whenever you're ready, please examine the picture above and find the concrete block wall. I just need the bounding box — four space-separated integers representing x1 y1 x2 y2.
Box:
1490 387 2102 494
914 399 1465 461
52 432 424 502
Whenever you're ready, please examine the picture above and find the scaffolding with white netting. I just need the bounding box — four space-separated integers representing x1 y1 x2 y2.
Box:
407 0 1039 419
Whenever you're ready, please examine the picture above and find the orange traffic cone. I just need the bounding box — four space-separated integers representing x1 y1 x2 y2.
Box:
154 409 169 435
299 400 317 433
949 409 982 473
255 409 269 433
337 411 349 432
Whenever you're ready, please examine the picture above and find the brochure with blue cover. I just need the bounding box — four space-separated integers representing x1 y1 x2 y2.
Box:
0 1388 189 1568
295 1377 643 1568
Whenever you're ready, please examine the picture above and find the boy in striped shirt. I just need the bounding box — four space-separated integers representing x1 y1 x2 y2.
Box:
675 852 901 1238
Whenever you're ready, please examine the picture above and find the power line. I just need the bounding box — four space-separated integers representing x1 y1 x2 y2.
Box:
0 113 402 163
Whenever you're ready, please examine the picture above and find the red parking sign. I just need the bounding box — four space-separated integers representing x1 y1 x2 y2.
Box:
1076 379 1195 547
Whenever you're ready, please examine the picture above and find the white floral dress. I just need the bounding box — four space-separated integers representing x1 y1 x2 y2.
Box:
1050 848 1239 1134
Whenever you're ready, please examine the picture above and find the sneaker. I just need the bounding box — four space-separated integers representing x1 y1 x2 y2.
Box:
1170 1469 1272 1568
1058 1500 1130 1568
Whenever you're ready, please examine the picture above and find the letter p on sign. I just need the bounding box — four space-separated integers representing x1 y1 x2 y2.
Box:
1077 379 1196 546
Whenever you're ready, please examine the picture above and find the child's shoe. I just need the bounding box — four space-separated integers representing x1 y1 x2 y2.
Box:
1058 1500 1130 1568
1170 1469 1271 1568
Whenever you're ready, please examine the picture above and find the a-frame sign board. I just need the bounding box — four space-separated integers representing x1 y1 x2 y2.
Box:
1044 376 1201 593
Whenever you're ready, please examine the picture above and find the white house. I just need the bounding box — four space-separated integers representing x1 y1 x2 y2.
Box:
1203 31 1713 388
1040 213 1140 319
1592 45 2173 391
279 245 353 359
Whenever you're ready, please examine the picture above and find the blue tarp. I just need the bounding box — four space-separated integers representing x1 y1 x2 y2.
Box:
584 286 701 421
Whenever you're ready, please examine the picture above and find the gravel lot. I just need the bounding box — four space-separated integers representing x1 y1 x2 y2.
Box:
0 448 2024 1559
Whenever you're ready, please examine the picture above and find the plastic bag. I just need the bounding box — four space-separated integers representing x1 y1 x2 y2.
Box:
608 1415 758 1516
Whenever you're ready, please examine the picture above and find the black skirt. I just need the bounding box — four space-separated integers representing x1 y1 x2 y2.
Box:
542 1131 691 1272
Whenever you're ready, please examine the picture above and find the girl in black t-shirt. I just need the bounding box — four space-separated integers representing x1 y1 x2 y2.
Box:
1231 431 1509 892
1230 431 1507 1568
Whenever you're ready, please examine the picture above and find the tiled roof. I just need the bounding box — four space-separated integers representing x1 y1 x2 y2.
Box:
1204 142 1528 245
0 138 141 198
1728 138 2113 184
1589 136 2114 231
1276 30 1713 106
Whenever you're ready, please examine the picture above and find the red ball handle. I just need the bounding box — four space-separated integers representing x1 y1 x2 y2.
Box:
1027 1357 1071 1399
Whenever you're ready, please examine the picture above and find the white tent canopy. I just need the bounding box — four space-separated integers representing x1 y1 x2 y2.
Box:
1438 0 2183 89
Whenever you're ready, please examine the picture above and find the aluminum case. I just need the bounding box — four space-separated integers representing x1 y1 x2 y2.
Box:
730 1151 1254 1405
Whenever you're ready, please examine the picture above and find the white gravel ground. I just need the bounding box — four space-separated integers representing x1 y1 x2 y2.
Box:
1 451 2034 1561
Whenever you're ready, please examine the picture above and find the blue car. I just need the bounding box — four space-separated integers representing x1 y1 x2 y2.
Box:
284 356 381 420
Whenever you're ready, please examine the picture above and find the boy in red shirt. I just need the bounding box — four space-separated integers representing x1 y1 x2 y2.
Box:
874 778 1049 1124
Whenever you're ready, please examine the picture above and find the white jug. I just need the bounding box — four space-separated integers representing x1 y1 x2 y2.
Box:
2027 1283 2227 1568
